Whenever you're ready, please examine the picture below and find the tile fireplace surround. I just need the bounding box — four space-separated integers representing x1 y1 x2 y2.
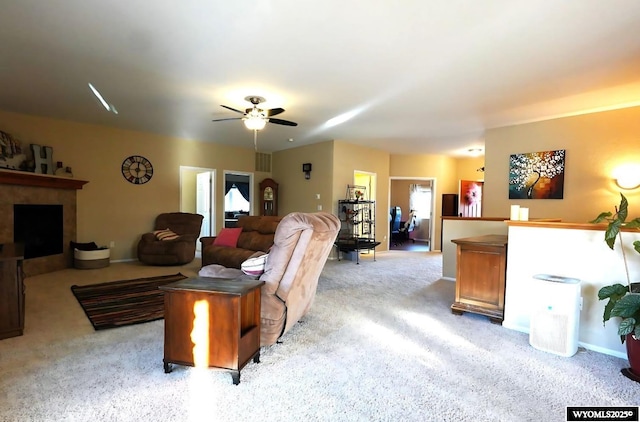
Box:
0 170 88 276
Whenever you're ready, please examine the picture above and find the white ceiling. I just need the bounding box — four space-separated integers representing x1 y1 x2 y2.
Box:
1 1 640 156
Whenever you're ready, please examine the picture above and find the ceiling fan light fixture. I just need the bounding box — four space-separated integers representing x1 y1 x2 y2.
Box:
244 116 267 130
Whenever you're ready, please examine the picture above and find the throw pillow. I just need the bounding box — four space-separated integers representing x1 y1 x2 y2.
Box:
153 228 180 241
241 252 268 277
213 227 242 248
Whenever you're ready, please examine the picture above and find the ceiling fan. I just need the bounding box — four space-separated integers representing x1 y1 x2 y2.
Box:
212 96 298 131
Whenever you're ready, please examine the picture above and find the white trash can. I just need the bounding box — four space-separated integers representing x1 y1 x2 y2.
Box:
529 274 581 357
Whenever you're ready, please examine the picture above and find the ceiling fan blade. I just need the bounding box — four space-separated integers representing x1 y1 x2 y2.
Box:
268 118 298 127
212 117 243 122
266 107 285 117
220 105 246 115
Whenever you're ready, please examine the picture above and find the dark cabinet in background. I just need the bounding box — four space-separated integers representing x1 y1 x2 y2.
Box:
441 193 459 217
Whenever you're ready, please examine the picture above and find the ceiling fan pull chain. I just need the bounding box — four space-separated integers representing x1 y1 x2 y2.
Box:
254 129 258 151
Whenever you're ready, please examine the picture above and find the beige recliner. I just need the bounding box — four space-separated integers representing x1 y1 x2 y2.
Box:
255 212 339 346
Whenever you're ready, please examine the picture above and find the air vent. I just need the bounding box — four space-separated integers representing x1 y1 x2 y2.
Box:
255 152 271 172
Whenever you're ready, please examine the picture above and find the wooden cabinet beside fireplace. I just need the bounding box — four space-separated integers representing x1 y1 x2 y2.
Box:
0 243 26 340
451 235 508 324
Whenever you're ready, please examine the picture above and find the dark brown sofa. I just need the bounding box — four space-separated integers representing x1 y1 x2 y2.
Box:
200 215 283 269
137 212 203 265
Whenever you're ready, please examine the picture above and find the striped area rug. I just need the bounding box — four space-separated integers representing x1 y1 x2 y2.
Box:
70 273 188 330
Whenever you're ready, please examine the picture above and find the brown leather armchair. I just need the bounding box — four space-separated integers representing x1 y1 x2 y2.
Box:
137 212 203 265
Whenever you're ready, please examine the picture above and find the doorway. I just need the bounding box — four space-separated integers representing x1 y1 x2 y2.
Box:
223 171 254 227
389 177 436 251
180 166 216 254
354 171 376 202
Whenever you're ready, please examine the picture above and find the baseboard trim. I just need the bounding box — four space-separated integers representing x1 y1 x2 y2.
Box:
502 320 627 359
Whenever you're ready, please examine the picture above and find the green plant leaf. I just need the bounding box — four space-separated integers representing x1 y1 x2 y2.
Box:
590 211 612 224
618 193 629 221
618 317 636 337
627 218 640 229
598 283 627 300
634 240 640 255
604 220 622 249
611 294 640 318
599 284 627 324
603 299 617 323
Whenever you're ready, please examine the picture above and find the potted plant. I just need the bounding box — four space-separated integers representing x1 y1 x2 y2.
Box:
591 193 640 381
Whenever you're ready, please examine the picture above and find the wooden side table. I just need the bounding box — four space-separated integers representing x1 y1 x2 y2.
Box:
450 234 508 324
159 277 263 385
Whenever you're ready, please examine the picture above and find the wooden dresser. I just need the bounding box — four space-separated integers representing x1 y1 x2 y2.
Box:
0 243 26 339
451 235 508 324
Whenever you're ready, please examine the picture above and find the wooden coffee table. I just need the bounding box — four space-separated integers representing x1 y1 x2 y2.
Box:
159 277 263 385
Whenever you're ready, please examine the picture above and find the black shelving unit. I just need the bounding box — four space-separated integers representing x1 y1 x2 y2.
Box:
334 185 380 264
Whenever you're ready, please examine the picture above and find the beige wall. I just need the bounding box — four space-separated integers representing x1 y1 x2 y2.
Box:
0 110 260 261
483 105 640 222
456 156 485 184
271 141 334 215
390 179 411 213
273 140 390 253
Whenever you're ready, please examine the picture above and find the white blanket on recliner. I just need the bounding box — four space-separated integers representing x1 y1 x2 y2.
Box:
198 264 244 279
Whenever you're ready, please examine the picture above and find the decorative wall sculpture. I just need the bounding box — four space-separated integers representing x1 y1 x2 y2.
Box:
0 131 27 171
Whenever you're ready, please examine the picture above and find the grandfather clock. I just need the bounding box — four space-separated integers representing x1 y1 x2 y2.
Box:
259 178 278 216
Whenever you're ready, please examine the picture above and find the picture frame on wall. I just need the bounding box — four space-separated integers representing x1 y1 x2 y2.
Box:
508 149 565 199
459 180 483 217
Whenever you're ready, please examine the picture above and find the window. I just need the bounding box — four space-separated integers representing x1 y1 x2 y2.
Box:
225 185 250 212
409 184 432 220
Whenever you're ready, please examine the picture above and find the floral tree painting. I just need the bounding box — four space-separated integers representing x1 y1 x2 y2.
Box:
509 149 565 199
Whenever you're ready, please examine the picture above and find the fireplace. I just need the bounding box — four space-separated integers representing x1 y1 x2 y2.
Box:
14 204 63 259
0 170 88 276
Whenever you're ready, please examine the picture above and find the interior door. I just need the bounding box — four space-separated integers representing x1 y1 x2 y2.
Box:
196 171 215 249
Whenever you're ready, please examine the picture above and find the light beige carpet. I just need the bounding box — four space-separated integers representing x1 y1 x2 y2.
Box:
0 252 637 422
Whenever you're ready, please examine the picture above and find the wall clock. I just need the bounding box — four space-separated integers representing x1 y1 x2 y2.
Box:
121 155 153 184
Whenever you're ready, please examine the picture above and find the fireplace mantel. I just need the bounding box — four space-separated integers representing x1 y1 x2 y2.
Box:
0 169 88 190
